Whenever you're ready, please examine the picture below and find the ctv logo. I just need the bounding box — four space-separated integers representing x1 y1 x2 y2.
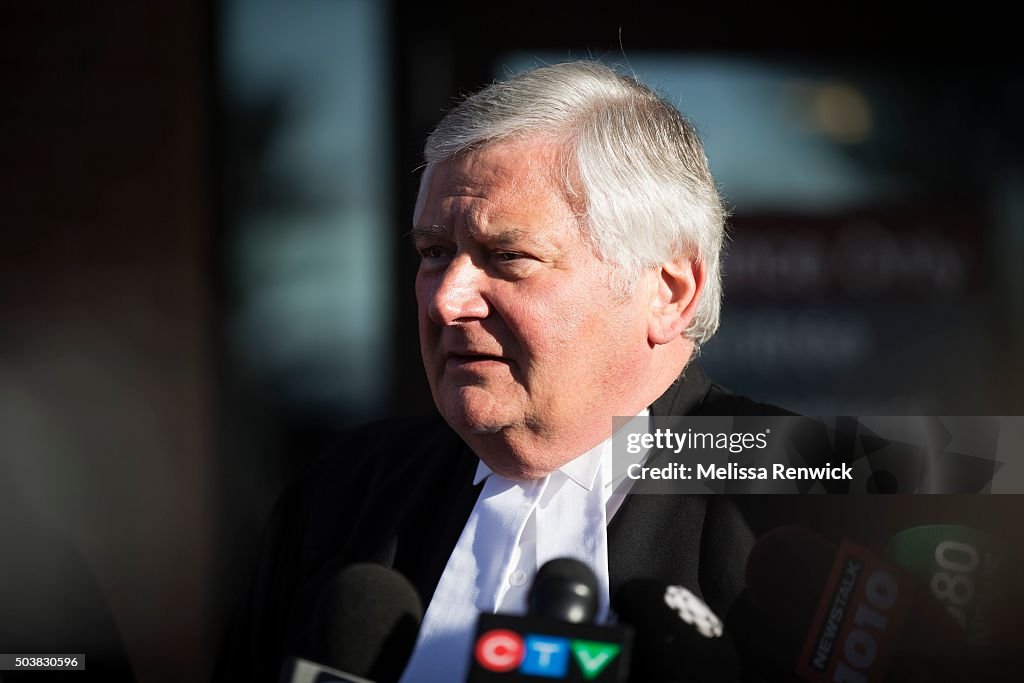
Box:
475 629 620 680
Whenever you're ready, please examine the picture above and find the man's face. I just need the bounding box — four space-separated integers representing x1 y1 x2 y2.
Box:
413 140 654 472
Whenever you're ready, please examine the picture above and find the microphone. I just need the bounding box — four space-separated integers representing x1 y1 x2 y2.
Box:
612 579 740 682
283 563 423 683
741 525 966 682
885 524 1018 679
466 558 633 682
885 525 997 643
528 558 600 624
280 658 374 683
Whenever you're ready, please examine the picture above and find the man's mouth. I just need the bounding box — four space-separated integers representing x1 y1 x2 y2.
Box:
445 352 509 364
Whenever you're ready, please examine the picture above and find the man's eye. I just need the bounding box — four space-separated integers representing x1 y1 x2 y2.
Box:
418 246 449 260
494 252 525 263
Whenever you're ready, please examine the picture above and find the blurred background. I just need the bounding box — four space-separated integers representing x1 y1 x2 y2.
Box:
1 1 1022 680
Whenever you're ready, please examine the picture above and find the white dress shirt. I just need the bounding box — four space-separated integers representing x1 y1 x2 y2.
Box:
487 409 651 615
398 411 651 683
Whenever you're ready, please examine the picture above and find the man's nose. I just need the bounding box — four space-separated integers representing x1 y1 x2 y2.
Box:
427 254 490 325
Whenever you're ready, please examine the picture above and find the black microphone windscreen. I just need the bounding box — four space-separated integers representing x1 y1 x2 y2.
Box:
613 579 740 682
528 558 599 624
745 525 837 636
304 563 423 683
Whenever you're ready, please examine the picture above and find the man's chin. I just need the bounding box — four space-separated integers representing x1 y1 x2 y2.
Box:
437 387 514 436
443 405 506 436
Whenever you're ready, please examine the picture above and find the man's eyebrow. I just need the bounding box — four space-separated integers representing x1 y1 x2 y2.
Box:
408 224 532 244
408 224 450 242
485 227 531 244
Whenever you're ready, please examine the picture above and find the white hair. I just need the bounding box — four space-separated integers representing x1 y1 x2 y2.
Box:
424 60 727 345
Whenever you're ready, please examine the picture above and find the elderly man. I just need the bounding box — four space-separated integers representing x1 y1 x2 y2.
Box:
218 60 780 682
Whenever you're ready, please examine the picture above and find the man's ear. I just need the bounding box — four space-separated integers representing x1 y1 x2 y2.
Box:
648 255 706 346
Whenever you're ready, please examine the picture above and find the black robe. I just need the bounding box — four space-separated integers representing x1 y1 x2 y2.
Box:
214 363 790 681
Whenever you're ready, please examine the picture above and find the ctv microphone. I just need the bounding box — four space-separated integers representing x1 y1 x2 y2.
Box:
743 526 966 683
282 563 423 683
466 559 633 682
528 558 600 623
613 579 740 682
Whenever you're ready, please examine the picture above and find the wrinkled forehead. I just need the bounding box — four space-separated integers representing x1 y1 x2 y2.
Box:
414 140 581 220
